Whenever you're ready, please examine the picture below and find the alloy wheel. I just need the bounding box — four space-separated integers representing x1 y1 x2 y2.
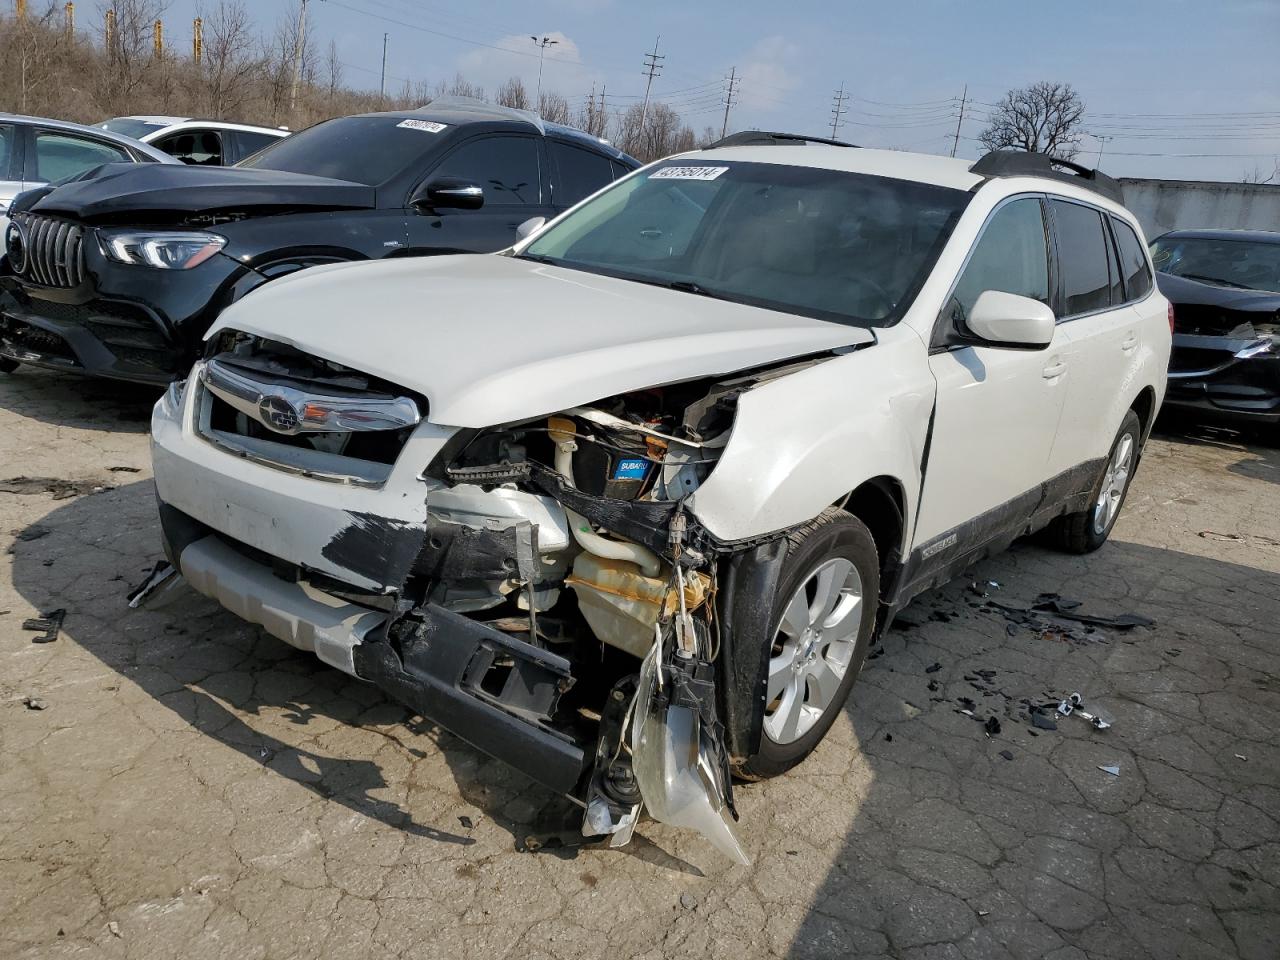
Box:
1093 432 1135 535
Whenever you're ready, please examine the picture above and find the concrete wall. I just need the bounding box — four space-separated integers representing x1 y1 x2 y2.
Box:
1119 178 1280 239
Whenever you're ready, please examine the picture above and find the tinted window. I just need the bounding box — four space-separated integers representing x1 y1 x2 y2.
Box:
239 116 440 185
1148 235 1280 294
1104 221 1124 304
236 130 283 158
154 129 223 165
1111 217 1152 300
34 132 130 182
0 124 13 177
550 141 614 206
949 198 1050 325
524 160 970 328
430 136 540 206
1052 200 1112 316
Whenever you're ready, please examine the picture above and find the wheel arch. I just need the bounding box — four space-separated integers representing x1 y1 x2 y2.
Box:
1130 385 1158 442
838 475 908 598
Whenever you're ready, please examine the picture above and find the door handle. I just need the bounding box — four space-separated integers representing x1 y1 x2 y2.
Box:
1121 333 1139 351
1042 360 1067 379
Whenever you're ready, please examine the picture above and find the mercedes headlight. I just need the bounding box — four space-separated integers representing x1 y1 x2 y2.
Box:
100 230 226 269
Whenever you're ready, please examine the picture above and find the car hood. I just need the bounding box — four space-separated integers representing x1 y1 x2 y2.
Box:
207 254 875 427
1156 271 1280 312
30 163 375 222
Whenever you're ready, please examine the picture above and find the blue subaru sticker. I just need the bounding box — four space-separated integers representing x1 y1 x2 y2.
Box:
613 458 649 480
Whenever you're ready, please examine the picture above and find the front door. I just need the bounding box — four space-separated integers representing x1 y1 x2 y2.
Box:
915 195 1069 549
405 134 555 254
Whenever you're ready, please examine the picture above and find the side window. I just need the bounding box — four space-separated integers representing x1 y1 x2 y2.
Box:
154 130 223 165
949 197 1050 325
0 124 15 178
1111 217 1153 300
1051 199 1113 316
429 136 540 206
33 131 130 182
549 141 614 207
236 130 282 159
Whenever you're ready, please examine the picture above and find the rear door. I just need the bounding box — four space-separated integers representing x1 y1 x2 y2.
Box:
1045 199 1144 474
404 134 555 254
915 195 1070 548
548 139 619 212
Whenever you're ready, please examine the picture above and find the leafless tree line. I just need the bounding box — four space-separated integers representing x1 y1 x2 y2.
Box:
0 1 714 161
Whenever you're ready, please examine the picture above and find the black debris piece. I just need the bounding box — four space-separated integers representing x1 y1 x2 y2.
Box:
1006 623 1019 637
984 716 1002 736
926 662 942 674
459 815 474 829
24 696 48 710
1031 598 1154 629
126 560 178 608
927 680 940 692
929 611 953 623
976 669 997 680
15 525 51 542
958 697 977 712
0 476 107 500
999 749 1014 761
22 609 65 643
108 466 142 473
884 733 893 742
1031 711 1058 731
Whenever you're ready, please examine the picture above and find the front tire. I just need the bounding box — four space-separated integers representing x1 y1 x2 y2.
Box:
0 357 18 374
1046 409 1142 554
736 508 879 780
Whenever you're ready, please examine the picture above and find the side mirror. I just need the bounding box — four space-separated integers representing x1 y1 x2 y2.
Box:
965 290 1055 349
515 216 546 242
412 177 484 212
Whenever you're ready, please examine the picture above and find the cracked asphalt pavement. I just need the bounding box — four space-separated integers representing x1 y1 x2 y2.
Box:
2 366 1278 960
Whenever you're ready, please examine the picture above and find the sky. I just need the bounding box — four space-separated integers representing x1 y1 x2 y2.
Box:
151 0 1280 182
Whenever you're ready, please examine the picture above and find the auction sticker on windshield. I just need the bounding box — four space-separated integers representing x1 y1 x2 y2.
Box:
397 119 448 133
650 166 729 181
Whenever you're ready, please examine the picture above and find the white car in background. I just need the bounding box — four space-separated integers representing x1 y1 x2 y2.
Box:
97 116 289 166
148 135 1170 861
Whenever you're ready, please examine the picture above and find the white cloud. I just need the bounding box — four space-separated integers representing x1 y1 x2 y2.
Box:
736 35 802 115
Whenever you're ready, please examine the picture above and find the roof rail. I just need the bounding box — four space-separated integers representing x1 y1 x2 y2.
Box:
970 151 1123 205
707 131 858 149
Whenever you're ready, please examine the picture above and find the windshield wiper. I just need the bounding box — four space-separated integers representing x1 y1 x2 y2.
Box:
516 252 561 266
1180 273 1256 290
622 275 726 299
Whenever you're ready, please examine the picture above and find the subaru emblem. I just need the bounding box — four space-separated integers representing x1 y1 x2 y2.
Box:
258 395 300 434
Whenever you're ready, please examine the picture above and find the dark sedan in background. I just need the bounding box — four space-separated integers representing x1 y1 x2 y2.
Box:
1153 229 1280 426
1 98 638 384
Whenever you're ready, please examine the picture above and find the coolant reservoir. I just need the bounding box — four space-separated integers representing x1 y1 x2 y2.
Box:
566 553 709 658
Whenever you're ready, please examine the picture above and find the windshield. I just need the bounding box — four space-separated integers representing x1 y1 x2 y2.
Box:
1150 235 1280 293
237 116 440 185
521 159 970 327
98 117 166 139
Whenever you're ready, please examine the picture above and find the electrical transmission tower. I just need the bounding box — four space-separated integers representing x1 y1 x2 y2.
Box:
639 37 664 133
830 83 849 139
721 67 739 138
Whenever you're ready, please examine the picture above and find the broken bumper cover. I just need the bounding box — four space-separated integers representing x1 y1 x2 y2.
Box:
1165 334 1280 423
169 526 587 796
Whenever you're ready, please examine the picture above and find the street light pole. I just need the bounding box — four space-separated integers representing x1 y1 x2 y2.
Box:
530 35 558 112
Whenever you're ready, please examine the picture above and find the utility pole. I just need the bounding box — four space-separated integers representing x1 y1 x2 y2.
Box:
720 66 739 138
638 36 663 135
193 16 202 65
152 18 162 59
289 0 308 117
15 0 25 20
830 82 848 140
951 83 967 157
64 2 74 39
104 7 115 59
530 35 558 111
595 84 607 138
1094 133 1114 165
379 32 388 105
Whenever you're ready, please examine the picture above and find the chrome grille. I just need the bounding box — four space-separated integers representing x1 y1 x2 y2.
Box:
18 215 87 288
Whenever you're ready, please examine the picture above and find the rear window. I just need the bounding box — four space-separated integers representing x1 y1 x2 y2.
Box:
98 117 167 139
238 116 442 185
237 130 285 158
1051 200 1113 316
550 140 615 206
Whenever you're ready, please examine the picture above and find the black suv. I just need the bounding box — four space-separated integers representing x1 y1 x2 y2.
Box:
0 99 638 383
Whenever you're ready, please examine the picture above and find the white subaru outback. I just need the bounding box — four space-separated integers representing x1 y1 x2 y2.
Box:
149 134 1170 861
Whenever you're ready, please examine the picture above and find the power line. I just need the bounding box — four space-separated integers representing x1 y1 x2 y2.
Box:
721 67 739 138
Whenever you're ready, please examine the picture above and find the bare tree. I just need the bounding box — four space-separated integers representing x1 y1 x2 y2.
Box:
323 39 343 105
612 102 694 162
435 72 484 101
495 76 529 111
978 81 1085 160
538 91 569 125
200 0 261 117
1242 159 1279 185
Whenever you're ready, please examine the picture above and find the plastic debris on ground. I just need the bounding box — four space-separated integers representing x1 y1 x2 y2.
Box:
21 609 65 643
126 560 181 609
1098 764 1121 777
23 696 47 711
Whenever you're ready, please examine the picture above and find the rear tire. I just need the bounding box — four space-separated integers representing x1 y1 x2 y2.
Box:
0 358 18 374
1045 409 1142 554
735 508 879 780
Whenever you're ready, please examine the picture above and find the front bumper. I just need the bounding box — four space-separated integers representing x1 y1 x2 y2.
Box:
1165 334 1280 424
166 525 586 795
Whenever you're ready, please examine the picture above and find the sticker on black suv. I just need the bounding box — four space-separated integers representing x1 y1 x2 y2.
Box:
397 119 448 133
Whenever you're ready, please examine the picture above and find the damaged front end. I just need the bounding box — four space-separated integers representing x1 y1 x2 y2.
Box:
151 332 827 861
